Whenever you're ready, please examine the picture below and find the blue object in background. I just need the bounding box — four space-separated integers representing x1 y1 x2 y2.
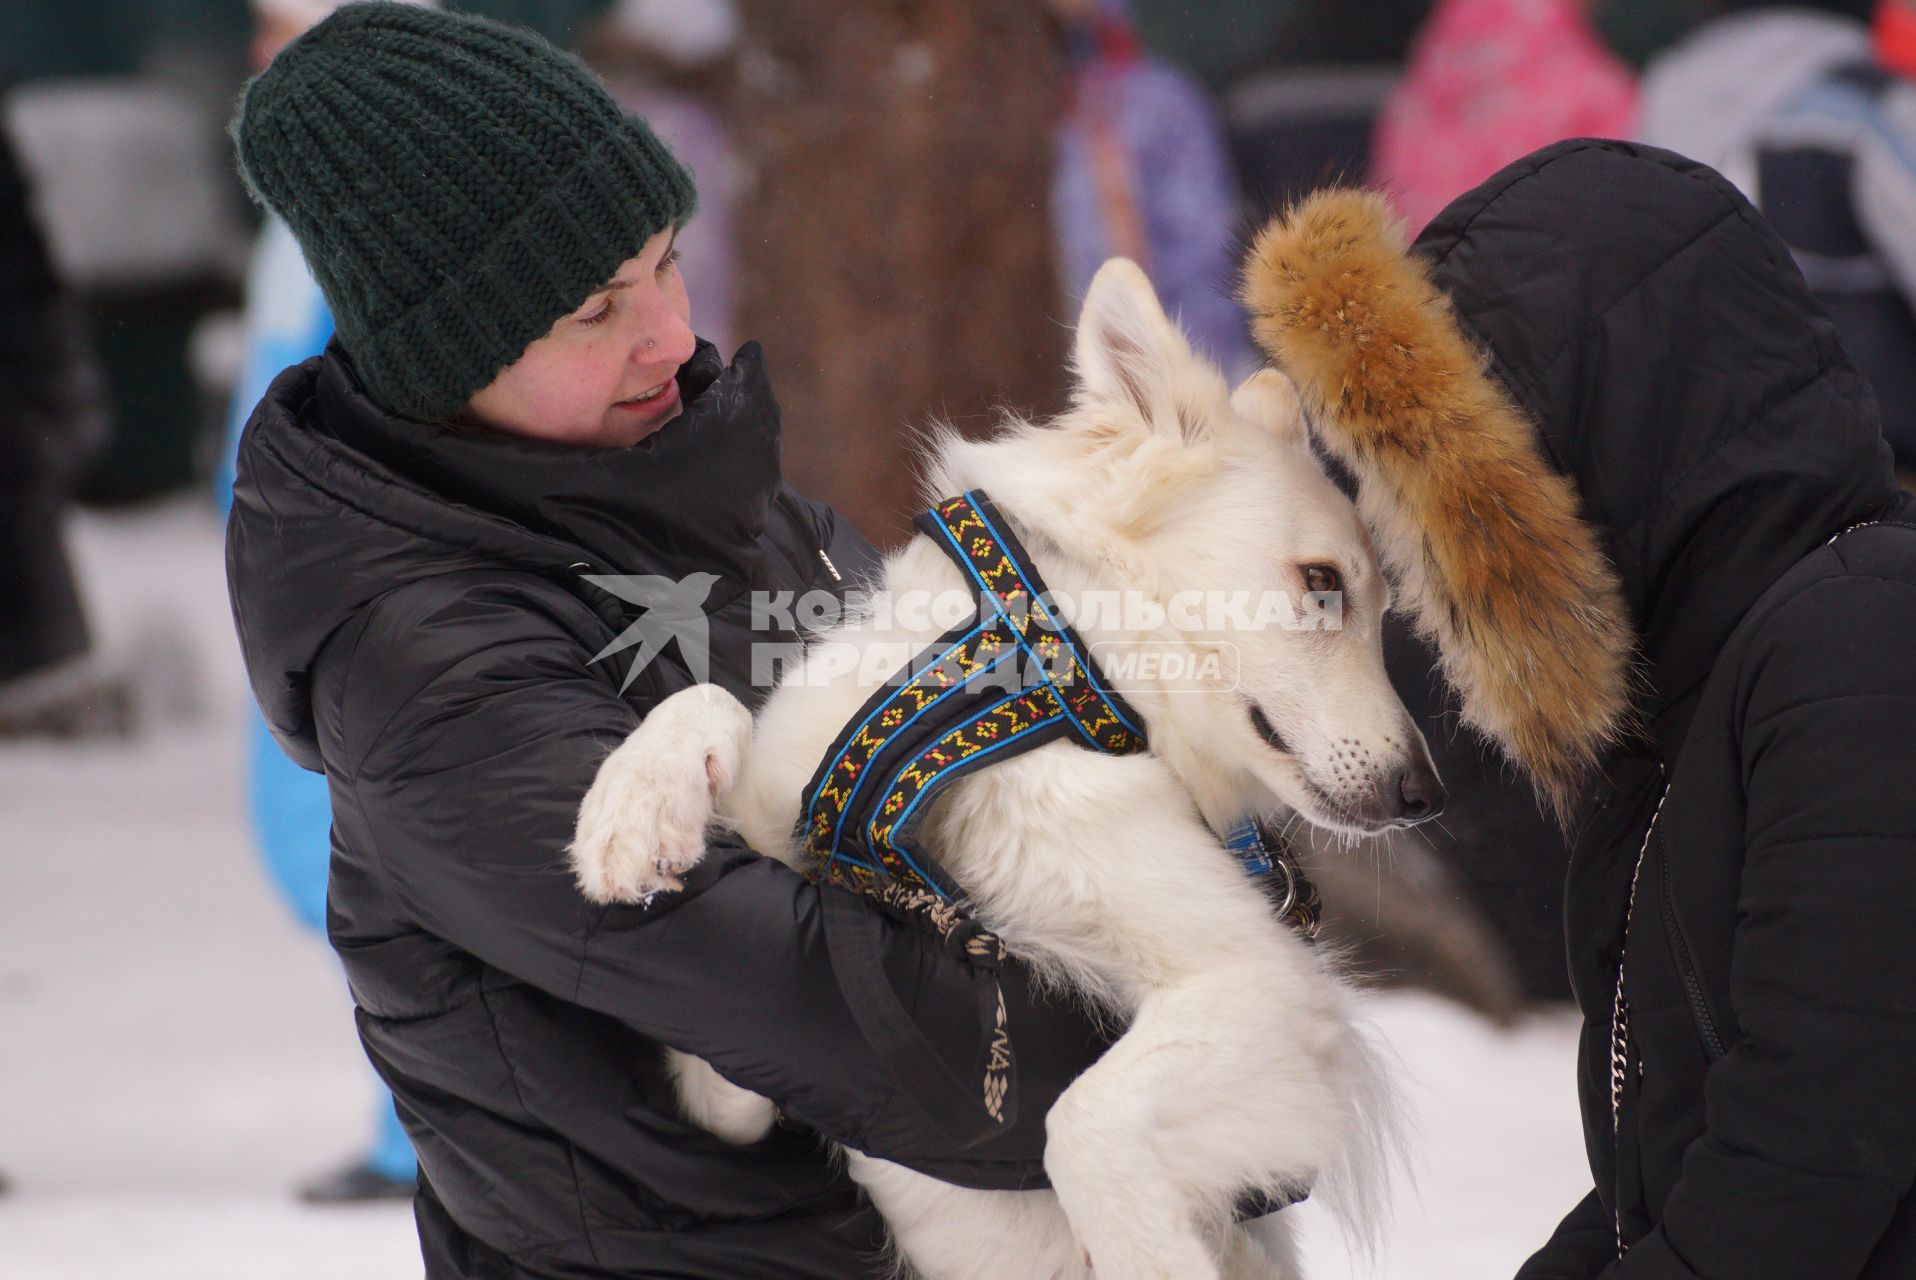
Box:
218 214 416 1183
216 216 331 521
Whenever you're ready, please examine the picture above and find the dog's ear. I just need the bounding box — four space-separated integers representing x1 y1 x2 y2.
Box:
1073 258 1208 439
1229 368 1308 448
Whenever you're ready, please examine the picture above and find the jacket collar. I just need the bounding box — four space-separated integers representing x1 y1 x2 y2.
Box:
316 336 782 592
227 336 785 771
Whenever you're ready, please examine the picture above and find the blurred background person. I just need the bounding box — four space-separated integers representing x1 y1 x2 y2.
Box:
1642 0 1916 475
1049 0 1255 377
1177 0 1433 225
1372 0 1638 235
1638 0 1876 188
2 1 250 506
712 0 1069 547
0 98 127 739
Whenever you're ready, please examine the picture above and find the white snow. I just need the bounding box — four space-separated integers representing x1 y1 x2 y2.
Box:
0 499 1593 1278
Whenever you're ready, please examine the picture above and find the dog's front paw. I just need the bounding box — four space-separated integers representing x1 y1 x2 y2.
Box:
570 686 753 903
571 755 714 903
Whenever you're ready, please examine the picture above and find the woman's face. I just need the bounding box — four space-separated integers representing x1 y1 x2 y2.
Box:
467 226 696 448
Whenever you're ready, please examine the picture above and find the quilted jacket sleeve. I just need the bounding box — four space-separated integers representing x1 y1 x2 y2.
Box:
1607 570 1916 1278
325 571 1106 1190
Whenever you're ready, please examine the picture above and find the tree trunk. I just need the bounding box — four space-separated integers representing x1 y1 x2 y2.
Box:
729 1 1067 547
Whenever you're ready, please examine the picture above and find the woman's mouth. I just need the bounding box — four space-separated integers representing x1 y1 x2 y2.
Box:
611 377 681 424
618 379 674 407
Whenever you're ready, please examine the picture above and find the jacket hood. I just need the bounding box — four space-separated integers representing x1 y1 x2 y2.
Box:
1244 140 1900 806
1420 141 1898 737
225 338 782 770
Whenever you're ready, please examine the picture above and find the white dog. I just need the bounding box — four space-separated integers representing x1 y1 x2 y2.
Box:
569 260 1442 1280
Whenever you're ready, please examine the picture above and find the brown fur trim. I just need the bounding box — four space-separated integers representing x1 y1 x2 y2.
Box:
1241 190 1634 817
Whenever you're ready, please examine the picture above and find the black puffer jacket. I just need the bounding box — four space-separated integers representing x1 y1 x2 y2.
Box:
1412 142 1916 1278
225 339 1108 1279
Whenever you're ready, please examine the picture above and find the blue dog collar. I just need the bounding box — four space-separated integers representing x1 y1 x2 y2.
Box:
1224 817 1278 877
1220 816 1321 940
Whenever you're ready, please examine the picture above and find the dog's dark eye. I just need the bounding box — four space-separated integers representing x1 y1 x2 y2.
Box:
1303 564 1341 594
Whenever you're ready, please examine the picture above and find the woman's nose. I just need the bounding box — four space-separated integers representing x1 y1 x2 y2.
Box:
635 301 696 368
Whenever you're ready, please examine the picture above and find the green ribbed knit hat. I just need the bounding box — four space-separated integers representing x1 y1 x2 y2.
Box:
232 2 697 420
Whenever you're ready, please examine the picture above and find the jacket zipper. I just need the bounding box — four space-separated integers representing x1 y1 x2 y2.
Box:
1656 827 1727 1061
1611 775 1668 1258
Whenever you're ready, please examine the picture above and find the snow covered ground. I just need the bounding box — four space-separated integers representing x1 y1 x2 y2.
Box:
0 500 1594 1279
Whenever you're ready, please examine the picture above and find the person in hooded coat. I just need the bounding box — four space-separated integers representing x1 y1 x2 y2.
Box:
224 7 1110 1277
1245 139 1916 1278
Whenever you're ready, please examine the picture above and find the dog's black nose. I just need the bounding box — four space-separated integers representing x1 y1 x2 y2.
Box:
1394 759 1446 825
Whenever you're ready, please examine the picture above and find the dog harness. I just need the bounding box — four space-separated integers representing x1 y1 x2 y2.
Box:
798 490 1319 1202
799 490 1149 907
798 489 1322 938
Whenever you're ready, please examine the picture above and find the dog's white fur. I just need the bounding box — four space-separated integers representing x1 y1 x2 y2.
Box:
570 261 1432 1279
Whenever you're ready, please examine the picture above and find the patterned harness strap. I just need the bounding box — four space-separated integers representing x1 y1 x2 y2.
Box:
798 490 1149 908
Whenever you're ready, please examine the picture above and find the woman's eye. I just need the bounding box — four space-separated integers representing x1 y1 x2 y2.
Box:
656 247 681 276
577 299 613 327
1303 564 1341 594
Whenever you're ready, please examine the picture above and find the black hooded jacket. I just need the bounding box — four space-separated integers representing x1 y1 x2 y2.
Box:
1414 141 1916 1278
224 339 1109 1279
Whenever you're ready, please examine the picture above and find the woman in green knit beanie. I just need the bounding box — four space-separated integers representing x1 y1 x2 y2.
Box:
232 0 698 435
224 5 1109 1278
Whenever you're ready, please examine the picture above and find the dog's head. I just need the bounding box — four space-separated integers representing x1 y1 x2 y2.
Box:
928 260 1443 836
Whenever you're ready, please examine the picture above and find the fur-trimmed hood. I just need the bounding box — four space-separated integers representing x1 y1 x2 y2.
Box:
1244 139 1901 808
